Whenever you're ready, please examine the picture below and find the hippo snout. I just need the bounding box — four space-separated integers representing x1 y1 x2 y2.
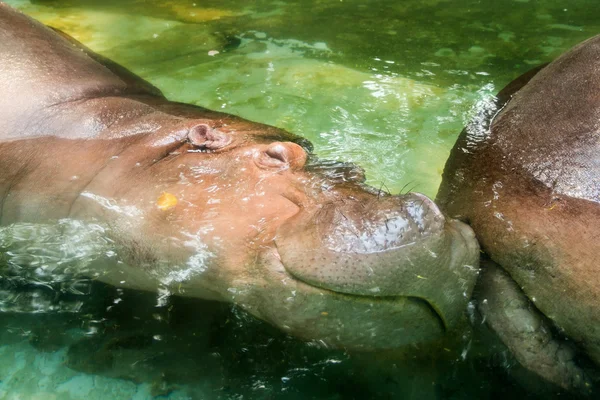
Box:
274 191 480 330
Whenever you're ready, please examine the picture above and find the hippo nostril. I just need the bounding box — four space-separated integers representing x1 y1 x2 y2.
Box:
266 144 289 164
259 142 308 169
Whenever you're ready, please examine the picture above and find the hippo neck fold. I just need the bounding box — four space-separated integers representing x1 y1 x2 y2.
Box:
0 2 162 137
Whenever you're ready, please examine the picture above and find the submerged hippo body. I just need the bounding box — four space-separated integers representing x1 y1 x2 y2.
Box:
438 35 600 390
0 3 479 349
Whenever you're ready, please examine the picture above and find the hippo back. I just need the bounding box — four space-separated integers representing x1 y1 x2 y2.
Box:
490 36 600 203
437 35 600 364
0 2 162 141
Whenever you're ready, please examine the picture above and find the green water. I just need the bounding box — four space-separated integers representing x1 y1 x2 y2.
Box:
7 0 598 198
0 0 598 399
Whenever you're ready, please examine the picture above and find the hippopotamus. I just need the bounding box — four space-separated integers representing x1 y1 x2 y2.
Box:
0 3 479 350
437 34 600 392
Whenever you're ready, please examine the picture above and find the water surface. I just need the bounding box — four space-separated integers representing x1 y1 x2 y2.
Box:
1 0 598 399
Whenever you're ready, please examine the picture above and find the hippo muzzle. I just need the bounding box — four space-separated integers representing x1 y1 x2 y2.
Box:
273 190 479 346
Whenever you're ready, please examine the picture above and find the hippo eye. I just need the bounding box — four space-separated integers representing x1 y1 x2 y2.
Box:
187 123 232 151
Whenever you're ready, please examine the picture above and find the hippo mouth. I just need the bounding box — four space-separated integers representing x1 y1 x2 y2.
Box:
253 246 452 349
295 274 447 332
270 244 448 332
271 201 480 337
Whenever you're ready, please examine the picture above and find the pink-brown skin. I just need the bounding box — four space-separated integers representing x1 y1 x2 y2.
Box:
437 35 600 389
0 3 479 349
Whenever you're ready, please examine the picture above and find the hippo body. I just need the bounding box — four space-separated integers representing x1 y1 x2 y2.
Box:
0 3 479 350
438 35 600 390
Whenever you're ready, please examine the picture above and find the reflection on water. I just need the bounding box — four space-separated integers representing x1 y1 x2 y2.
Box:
1 0 598 398
0 252 553 400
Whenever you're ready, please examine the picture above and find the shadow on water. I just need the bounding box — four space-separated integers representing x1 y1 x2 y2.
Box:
0 279 585 399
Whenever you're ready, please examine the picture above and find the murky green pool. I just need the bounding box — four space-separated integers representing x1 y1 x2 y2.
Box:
0 0 598 398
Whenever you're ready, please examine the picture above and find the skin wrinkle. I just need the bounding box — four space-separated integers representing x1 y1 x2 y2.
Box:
152 149 184 167
46 95 157 133
66 134 147 219
148 138 189 167
3 97 176 222
45 92 162 110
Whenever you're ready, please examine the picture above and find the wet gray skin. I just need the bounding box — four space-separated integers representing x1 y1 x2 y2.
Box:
0 3 479 349
437 34 600 392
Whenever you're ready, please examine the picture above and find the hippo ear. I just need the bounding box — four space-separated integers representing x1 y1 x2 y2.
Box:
188 124 232 150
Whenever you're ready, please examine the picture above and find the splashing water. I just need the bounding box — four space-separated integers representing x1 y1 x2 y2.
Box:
0 219 113 312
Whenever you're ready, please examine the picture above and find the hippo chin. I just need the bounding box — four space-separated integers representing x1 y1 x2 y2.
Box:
438 34 600 392
0 4 479 350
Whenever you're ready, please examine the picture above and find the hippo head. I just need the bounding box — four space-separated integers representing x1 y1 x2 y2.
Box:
70 104 479 350
0 2 476 350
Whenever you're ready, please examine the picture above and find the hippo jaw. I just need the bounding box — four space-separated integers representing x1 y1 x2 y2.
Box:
251 254 451 350
230 215 478 351
271 191 480 344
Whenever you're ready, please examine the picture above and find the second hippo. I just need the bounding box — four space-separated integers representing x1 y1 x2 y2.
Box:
438 34 600 392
